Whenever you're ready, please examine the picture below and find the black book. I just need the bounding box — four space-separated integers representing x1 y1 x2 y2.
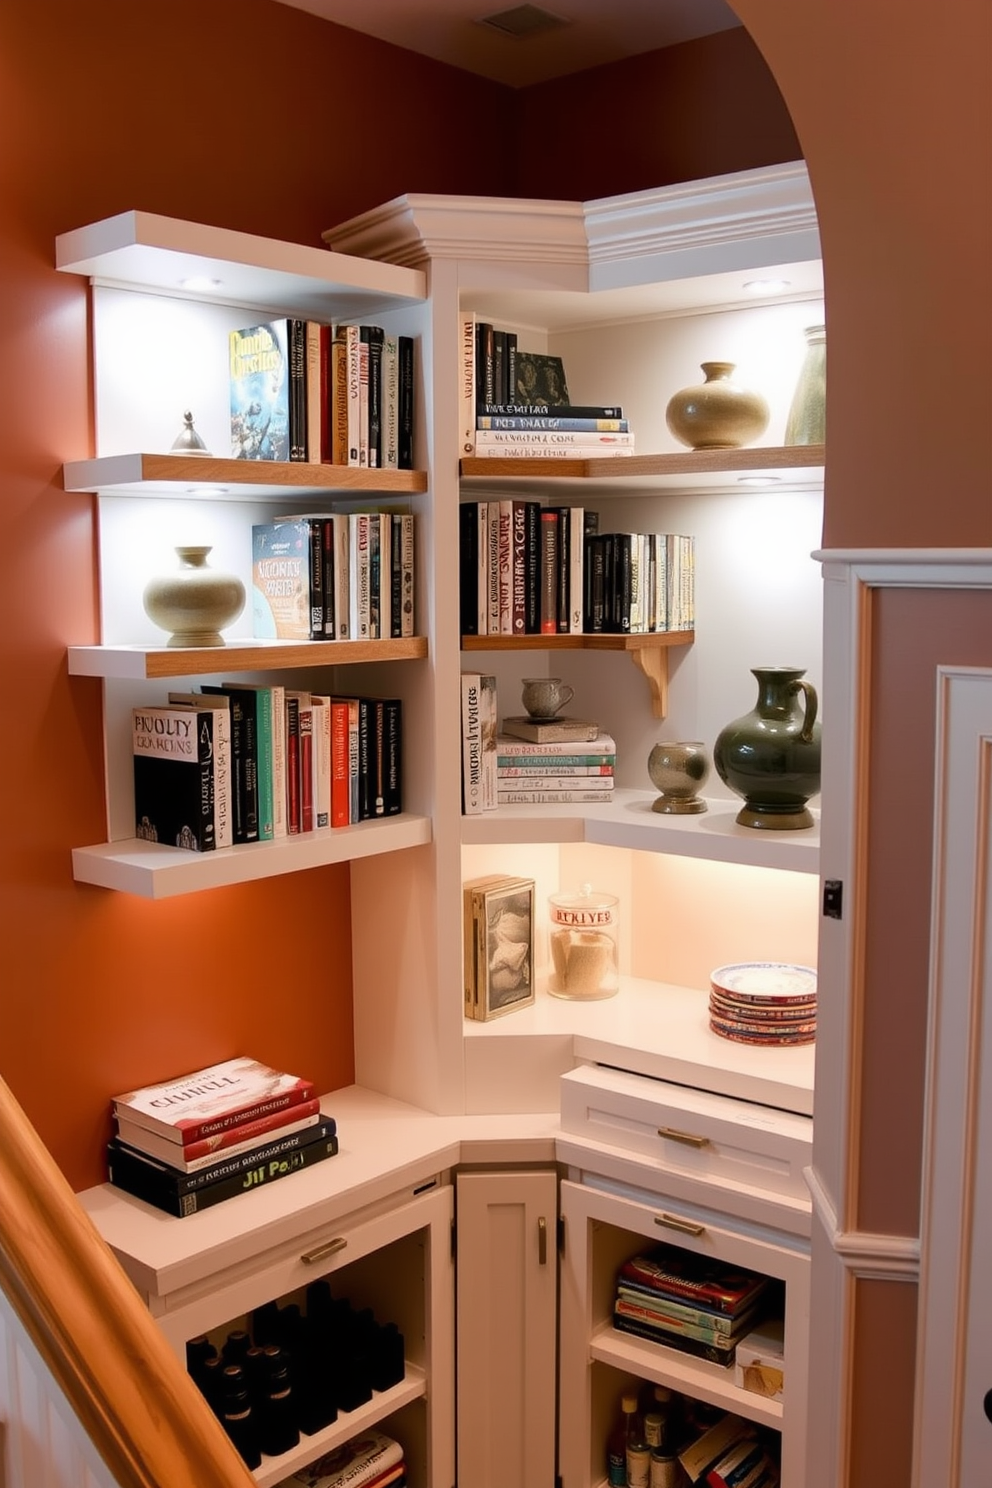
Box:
368 516 381 640
397 335 414 469
492 330 507 408
524 500 541 633
132 705 215 852
479 403 623 419
601 533 617 634
505 333 518 408
107 1124 339 1218
288 318 308 461
381 698 402 816
475 321 495 412
459 502 480 636
361 325 385 469
614 532 633 634
613 1312 736 1367
357 697 373 820
201 686 259 843
555 507 570 634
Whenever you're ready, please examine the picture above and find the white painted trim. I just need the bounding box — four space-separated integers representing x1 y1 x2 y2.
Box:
913 667 992 1488
806 1167 921 1279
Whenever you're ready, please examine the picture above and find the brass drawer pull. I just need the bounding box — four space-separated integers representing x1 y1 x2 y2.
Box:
654 1213 706 1237
538 1215 548 1266
300 1236 348 1266
657 1126 710 1149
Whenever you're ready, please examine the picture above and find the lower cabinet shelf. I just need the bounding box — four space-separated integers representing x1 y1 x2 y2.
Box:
71 813 432 897
252 1366 426 1488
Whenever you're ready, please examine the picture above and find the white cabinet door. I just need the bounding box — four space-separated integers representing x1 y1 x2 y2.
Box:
455 1170 558 1488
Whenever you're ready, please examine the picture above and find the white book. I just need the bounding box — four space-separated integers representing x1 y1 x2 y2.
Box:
459 311 476 457
381 334 399 470
310 695 332 830
569 506 585 633
475 429 636 448
498 499 513 635
629 531 642 634
461 672 484 816
497 774 614 792
330 513 350 639
378 511 392 641
474 442 635 459
349 512 372 641
480 673 498 810
166 694 232 850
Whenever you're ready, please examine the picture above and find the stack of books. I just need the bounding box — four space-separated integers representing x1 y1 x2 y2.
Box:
280 1429 406 1487
677 1411 781 1488
133 689 401 853
230 319 414 470
496 723 616 806
106 1057 338 1217
612 1243 772 1368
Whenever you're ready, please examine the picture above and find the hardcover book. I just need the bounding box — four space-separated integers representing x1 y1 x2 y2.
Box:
460 673 485 816
463 875 535 1021
115 1101 323 1172
512 351 569 408
200 686 259 843
132 705 215 853
252 520 313 641
619 1246 771 1317
111 1056 316 1144
286 1429 404 1488
165 694 233 850
229 320 290 461
500 717 603 745
107 1123 339 1218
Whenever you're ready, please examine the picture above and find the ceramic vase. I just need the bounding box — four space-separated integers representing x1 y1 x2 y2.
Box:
784 325 826 445
713 666 822 830
142 545 246 648
665 362 770 450
647 741 710 814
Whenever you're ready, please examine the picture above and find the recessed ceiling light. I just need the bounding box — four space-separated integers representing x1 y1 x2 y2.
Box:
737 475 782 486
742 278 792 295
185 485 229 496
179 275 222 292
477 4 570 37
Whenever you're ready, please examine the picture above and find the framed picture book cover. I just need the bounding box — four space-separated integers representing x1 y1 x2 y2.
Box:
513 352 569 409
463 875 535 1021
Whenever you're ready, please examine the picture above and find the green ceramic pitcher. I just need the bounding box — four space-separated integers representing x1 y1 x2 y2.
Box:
713 667 822 830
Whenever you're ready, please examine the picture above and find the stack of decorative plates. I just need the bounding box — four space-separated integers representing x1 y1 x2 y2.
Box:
708 962 817 1046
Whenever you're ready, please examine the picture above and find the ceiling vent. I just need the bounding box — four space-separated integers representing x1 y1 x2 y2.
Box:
477 4 571 39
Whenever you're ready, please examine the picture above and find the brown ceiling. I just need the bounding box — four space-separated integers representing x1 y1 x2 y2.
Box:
272 0 742 87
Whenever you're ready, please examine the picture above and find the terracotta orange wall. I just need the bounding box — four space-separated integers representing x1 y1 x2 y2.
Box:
512 27 800 201
0 0 515 1193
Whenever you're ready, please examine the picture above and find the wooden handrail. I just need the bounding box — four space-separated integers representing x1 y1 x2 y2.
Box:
0 1076 256 1488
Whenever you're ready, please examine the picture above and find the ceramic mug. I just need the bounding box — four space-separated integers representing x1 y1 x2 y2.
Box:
521 677 574 719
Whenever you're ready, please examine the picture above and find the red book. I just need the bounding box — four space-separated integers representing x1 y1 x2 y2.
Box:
540 509 558 635
111 1057 317 1146
116 1100 322 1172
285 693 301 833
299 699 314 832
331 698 352 827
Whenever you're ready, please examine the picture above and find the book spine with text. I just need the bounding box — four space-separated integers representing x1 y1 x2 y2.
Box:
382 698 402 815
397 335 414 469
511 501 527 635
540 510 558 635
363 324 384 468
288 318 308 460
393 512 414 637
116 1100 323 1170
311 695 332 829
381 334 399 470
460 312 476 456
330 698 353 827
497 499 513 635
497 788 615 804
461 673 484 815
477 415 629 432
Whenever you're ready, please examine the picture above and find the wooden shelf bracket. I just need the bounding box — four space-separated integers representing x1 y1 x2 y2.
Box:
630 645 670 718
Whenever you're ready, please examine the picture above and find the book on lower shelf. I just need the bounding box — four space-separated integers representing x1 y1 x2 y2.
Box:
115 1101 324 1172
132 705 216 853
279 1430 405 1488
111 1055 317 1145
460 672 498 815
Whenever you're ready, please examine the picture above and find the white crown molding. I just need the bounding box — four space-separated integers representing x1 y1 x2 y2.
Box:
814 549 992 587
322 162 820 282
807 1166 921 1280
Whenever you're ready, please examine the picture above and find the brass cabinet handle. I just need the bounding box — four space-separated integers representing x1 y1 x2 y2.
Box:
654 1213 706 1237
657 1126 710 1149
300 1236 348 1265
538 1215 548 1266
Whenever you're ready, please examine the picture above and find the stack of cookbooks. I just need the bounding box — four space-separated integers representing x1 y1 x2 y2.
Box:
496 719 616 805
613 1243 773 1368
277 1429 406 1487
106 1056 338 1218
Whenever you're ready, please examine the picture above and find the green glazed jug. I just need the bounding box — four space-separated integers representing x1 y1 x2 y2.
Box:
713 667 821 830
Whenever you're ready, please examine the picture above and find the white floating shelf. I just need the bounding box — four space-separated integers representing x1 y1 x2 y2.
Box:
56 210 426 318
461 792 819 874
72 815 432 898
62 453 429 502
68 635 428 681
254 1366 426 1487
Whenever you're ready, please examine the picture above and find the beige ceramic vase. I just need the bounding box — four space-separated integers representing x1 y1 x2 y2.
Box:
142 545 246 647
666 361 770 450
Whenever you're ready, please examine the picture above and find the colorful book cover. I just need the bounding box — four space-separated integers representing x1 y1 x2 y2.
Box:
252 520 313 641
620 1246 770 1316
115 1101 322 1172
132 705 215 853
230 320 290 461
287 1430 404 1487
111 1056 316 1143
165 694 233 850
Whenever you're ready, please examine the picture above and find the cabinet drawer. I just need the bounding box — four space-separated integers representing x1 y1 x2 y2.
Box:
559 1064 812 1204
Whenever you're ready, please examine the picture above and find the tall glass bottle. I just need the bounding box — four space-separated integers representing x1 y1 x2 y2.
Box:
784 324 826 445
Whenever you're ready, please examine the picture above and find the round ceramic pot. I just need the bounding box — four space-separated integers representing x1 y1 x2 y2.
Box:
647 740 710 814
142 545 246 648
665 362 770 450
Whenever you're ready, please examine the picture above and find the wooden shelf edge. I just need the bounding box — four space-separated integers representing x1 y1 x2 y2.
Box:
68 636 428 680
460 632 694 716
71 815 433 898
589 1324 784 1428
460 445 824 482
63 454 428 497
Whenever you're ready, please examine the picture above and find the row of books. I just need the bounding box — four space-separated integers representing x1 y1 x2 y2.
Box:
230 319 414 470
132 688 402 854
459 500 694 638
106 1057 339 1217
612 1243 774 1369
252 511 415 643
677 1413 781 1488
460 313 632 459
496 729 617 805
